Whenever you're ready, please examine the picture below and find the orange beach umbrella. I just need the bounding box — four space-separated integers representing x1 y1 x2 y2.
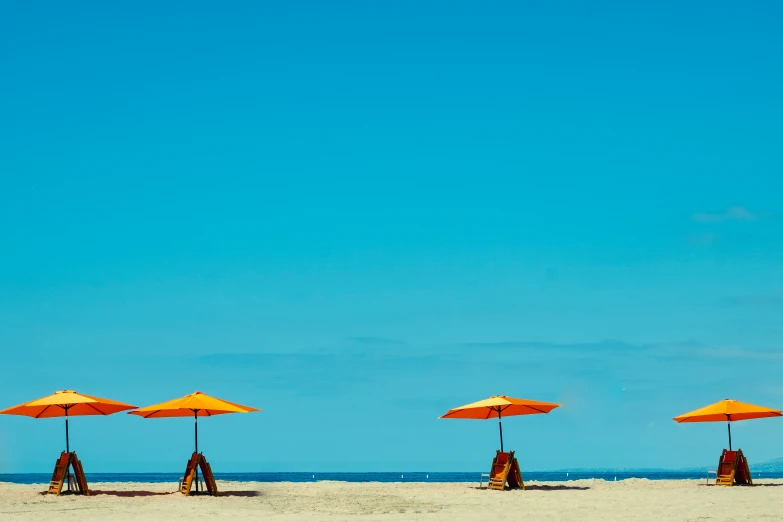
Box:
129 391 260 454
440 395 560 452
673 399 781 450
0 390 137 452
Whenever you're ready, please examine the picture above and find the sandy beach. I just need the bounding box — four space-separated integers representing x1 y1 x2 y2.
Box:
2 479 782 521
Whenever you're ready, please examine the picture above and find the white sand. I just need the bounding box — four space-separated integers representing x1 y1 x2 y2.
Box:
1 479 782 521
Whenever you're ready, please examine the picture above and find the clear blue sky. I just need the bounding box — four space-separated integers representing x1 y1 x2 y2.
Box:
1 1 782 473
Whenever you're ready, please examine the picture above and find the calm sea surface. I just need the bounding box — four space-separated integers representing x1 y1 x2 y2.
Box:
3 471 783 484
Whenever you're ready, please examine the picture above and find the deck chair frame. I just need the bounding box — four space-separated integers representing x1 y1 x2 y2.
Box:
180 452 219 496
48 452 90 496
716 448 752 486
487 450 525 491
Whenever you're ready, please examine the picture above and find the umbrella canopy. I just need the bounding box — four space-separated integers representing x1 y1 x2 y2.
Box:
673 399 781 450
0 390 137 452
440 395 560 452
1 390 137 418
674 399 781 423
129 391 260 418
441 395 560 419
129 391 260 454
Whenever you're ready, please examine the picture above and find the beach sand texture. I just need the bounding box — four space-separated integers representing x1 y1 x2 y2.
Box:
2 479 782 521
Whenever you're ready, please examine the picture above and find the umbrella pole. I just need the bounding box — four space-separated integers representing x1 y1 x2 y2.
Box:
65 406 71 492
65 407 70 454
194 410 199 493
498 408 504 453
728 422 732 451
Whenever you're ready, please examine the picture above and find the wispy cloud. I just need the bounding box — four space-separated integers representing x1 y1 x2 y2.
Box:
347 336 405 346
693 206 758 223
456 339 783 361
719 293 783 307
688 233 717 246
459 339 637 352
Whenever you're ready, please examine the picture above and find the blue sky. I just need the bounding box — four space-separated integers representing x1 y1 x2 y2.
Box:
1 1 782 473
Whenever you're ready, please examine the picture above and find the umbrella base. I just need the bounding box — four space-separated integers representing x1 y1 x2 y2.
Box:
47 452 90 496
180 452 219 496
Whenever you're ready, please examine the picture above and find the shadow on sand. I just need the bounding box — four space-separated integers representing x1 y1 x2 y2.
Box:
473 485 590 492
217 490 262 497
97 490 263 498
92 490 174 497
37 489 262 498
524 484 590 491
37 490 98 497
698 483 783 488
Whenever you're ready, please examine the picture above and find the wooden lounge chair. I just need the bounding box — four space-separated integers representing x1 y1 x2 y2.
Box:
70 454 89 495
47 452 90 496
487 450 524 490
735 450 752 485
200 457 218 496
180 452 219 496
48 452 70 495
716 448 752 486
180 452 200 495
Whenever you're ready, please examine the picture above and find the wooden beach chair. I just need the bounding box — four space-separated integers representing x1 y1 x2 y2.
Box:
716 450 737 486
180 452 200 495
47 452 90 496
735 450 752 485
487 450 524 491
180 452 219 496
716 449 752 486
48 452 70 495
70 453 90 495
199 456 219 496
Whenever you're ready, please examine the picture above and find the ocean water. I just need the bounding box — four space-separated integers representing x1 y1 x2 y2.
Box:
3 470 783 484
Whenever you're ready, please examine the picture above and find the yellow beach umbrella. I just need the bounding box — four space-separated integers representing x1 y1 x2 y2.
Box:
0 390 137 452
674 399 781 450
440 395 560 451
129 391 260 454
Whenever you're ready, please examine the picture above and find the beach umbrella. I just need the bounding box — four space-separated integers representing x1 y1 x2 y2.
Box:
129 391 260 455
440 395 560 452
0 390 137 453
673 399 781 450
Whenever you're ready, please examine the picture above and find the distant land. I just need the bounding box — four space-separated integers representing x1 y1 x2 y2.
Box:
750 457 783 472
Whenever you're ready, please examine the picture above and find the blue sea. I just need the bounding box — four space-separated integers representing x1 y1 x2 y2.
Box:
3 470 783 484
